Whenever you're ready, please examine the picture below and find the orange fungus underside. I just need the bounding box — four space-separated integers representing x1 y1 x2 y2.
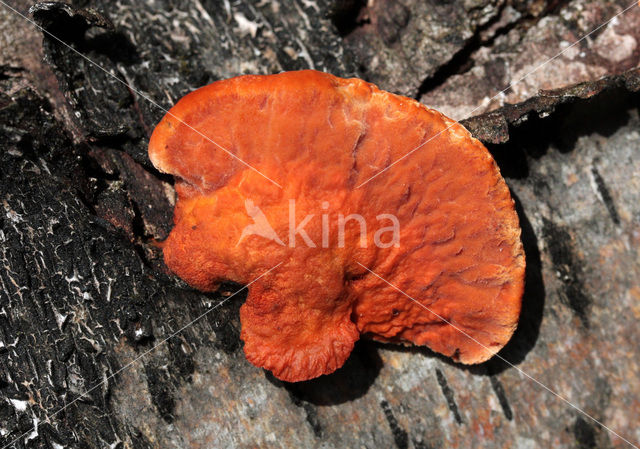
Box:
148 70 525 382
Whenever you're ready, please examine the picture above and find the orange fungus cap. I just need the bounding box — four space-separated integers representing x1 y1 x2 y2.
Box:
148 70 525 382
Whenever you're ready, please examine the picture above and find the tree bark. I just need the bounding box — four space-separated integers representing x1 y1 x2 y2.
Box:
1 1 639 448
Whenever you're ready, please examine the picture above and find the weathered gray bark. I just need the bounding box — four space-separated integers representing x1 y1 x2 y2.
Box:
1 0 639 448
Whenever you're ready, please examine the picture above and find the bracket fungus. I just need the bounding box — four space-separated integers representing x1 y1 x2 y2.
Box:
148 70 525 382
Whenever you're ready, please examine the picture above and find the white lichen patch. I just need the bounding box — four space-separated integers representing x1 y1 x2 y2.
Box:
9 398 29 412
233 12 260 38
593 21 637 63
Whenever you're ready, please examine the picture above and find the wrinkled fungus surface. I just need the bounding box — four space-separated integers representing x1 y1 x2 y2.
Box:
149 70 525 382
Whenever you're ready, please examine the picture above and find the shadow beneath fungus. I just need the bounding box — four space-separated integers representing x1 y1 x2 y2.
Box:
265 341 382 406
550 88 635 155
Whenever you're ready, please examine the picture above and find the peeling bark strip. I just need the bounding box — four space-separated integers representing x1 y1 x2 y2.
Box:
461 67 640 144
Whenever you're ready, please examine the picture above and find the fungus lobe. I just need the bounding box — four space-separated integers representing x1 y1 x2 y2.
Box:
148 70 525 382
